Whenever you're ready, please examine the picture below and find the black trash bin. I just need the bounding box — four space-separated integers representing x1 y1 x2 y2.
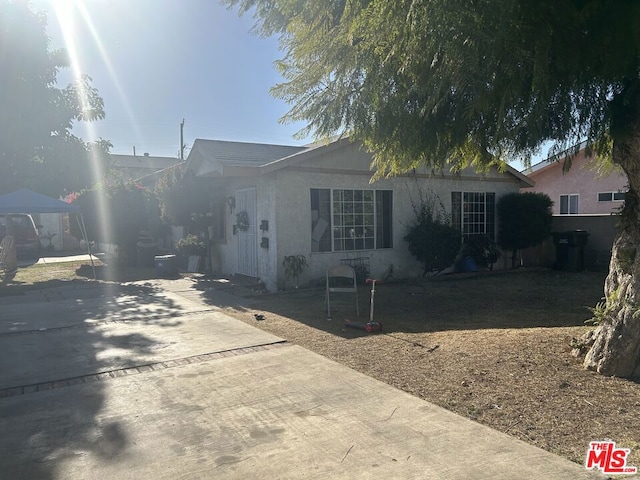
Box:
552 230 589 271
155 254 178 277
136 237 158 267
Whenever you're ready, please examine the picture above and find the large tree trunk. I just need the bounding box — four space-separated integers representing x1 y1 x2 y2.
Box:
580 84 640 378
583 220 640 377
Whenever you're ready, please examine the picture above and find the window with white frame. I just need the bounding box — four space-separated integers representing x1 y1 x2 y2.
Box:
598 191 626 202
451 192 496 240
559 194 579 214
310 189 393 252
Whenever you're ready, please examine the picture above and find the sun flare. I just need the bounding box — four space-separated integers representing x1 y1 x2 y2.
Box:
47 0 113 264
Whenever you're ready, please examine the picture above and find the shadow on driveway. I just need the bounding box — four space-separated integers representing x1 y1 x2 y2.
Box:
0 280 187 479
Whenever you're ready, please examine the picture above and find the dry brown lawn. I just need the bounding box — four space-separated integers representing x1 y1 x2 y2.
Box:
198 269 640 468
4 260 639 469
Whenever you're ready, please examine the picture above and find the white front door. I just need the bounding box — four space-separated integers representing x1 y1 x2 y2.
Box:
236 187 257 277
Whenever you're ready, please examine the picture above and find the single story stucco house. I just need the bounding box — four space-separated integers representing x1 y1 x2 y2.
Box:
185 137 533 291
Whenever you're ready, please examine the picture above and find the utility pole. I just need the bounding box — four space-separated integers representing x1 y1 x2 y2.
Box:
180 119 185 161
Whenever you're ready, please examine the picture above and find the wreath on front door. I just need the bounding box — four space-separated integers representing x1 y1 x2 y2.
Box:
236 211 250 232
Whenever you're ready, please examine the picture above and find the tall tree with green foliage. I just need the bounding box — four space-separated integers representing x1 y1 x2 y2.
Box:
71 182 163 266
497 193 553 269
0 1 110 197
227 0 640 377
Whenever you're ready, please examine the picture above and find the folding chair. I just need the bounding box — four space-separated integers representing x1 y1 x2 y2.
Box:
325 265 359 320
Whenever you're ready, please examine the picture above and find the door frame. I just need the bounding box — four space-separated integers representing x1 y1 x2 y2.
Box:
235 187 258 278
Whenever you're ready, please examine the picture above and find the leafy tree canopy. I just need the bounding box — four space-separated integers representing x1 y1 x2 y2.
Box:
71 182 163 265
0 1 110 197
229 0 640 378
227 0 639 177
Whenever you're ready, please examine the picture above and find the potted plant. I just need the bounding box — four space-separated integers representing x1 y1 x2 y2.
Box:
282 254 308 289
176 234 207 272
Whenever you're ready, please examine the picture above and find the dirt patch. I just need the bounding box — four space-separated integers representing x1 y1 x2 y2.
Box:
197 269 640 468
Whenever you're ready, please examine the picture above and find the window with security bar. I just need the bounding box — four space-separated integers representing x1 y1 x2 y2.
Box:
310 189 392 252
451 191 496 240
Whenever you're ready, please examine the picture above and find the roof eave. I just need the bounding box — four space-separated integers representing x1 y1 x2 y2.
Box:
258 137 352 175
506 164 535 187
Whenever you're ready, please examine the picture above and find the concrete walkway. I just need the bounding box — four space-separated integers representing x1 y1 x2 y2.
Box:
0 279 606 479
36 253 101 264
14 252 100 267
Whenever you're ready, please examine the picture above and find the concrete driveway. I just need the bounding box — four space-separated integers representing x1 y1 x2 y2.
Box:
0 279 605 479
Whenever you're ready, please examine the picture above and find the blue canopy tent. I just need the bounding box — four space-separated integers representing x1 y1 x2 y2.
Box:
0 189 96 278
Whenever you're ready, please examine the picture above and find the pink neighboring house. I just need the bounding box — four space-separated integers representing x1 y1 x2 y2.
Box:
522 147 628 214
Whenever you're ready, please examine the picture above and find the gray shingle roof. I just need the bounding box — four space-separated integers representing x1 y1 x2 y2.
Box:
190 139 307 167
112 154 180 170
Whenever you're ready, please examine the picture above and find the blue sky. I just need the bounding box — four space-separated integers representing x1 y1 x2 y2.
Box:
32 0 539 169
33 0 312 159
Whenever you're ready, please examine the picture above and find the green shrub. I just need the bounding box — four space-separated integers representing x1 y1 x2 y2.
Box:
176 234 207 257
282 254 308 288
459 234 501 271
404 190 461 276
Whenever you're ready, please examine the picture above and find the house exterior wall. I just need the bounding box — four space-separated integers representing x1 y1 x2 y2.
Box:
203 141 526 291
524 150 627 214
256 176 278 285
269 142 523 290
207 175 283 290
